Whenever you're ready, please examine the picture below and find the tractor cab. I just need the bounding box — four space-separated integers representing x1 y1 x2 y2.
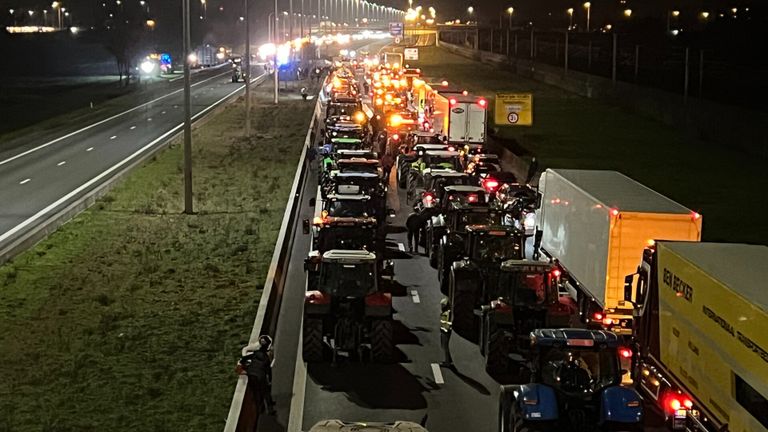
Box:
498 329 643 432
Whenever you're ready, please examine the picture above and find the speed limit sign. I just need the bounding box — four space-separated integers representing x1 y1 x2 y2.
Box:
507 112 519 124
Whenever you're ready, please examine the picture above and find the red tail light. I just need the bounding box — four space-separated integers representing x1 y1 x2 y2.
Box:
449 98 457 106
683 398 693 409
668 397 682 411
483 178 499 192
619 347 632 359
593 312 603 321
467 193 478 203
423 192 434 203
551 269 561 278
478 98 487 108
391 134 399 141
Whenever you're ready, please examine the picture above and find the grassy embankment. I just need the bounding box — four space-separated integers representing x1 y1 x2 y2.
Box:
0 85 312 431
412 45 768 245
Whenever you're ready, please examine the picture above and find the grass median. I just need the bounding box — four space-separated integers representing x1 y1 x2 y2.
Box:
0 84 313 431
412 45 768 245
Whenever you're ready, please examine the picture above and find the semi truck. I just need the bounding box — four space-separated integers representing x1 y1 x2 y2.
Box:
623 242 768 432
534 169 702 334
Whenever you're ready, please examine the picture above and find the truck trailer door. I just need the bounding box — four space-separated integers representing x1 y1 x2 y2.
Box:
448 104 468 142
466 103 487 143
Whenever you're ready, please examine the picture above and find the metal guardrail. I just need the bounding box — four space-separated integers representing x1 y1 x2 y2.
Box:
223 94 322 432
0 74 268 266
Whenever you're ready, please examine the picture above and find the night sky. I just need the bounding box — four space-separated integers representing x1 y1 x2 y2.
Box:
2 0 764 48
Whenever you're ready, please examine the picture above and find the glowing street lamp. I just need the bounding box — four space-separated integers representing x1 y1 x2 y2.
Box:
583 2 591 32
567 7 573 30
667 9 679 33
623 9 632 18
51 1 63 28
700 11 710 20
506 7 514 27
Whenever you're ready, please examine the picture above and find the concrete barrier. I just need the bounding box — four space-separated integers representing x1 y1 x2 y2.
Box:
439 41 768 159
0 74 269 266
223 94 321 432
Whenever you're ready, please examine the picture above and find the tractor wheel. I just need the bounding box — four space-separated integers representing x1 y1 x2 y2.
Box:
452 281 478 341
485 326 508 375
398 169 406 189
370 319 394 363
302 318 324 363
498 387 514 432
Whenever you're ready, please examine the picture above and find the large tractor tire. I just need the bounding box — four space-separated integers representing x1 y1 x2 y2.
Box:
370 319 394 363
302 318 324 363
398 167 407 189
485 326 508 375
451 277 478 341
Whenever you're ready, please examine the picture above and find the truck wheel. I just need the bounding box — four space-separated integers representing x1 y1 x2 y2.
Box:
302 318 324 363
485 326 508 375
370 319 394 363
452 282 478 341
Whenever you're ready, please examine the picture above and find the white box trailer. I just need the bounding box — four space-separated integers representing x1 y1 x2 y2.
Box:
536 169 702 332
433 93 487 144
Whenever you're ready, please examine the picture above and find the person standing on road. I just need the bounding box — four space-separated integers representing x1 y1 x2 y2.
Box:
406 211 425 254
238 335 276 415
439 298 453 367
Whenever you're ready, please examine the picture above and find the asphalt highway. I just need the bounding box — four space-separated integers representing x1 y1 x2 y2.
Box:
0 64 263 251
259 40 671 432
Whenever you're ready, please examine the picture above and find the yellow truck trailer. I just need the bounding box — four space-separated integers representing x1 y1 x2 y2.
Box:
625 241 768 432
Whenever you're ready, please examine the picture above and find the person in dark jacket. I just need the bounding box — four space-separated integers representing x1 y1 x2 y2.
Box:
239 335 276 415
406 211 427 254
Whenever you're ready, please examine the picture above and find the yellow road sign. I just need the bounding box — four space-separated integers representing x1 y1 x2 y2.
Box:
495 93 533 126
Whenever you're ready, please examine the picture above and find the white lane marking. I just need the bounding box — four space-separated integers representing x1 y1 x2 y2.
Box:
0 74 266 245
411 290 421 304
431 363 445 384
174 105 179 108
147 118 152 122
161 111 166 114
19 178 31 185
57 161 66 166
110 136 117 140
129 126 136 130
0 69 231 167
398 242 405 252
287 326 308 432
86 147 94 152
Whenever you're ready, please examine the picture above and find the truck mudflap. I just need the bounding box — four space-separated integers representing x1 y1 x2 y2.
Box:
513 384 559 421
599 386 644 425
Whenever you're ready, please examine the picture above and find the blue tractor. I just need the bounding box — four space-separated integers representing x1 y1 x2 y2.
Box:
498 329 643 432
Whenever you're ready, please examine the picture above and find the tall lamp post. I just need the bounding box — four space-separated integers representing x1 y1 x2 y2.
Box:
583 2 591 32
467 5 474 23
182 0 193 214
567 7 573 30
667 10 680 33
244 0 251 137
506 7 514 27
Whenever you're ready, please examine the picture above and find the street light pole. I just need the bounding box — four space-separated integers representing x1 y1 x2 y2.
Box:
182 0 194 214
274 0 279 105
244 0 251 137
289 0 294 40
583 2 591 32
